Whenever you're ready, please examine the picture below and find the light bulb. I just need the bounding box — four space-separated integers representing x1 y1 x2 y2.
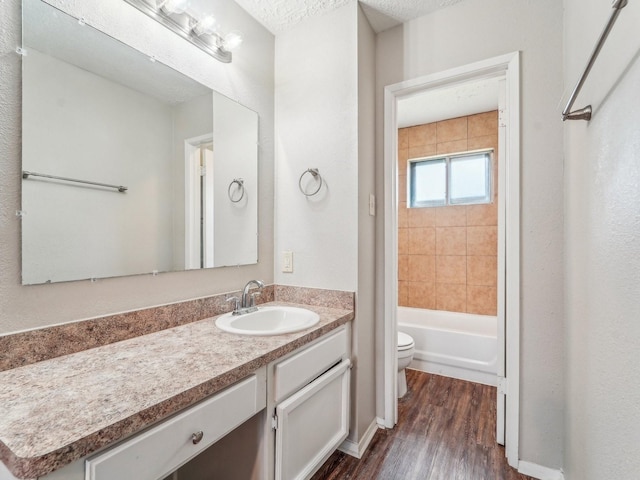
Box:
193 15 217 36
222 31 243 51
159 0 189 15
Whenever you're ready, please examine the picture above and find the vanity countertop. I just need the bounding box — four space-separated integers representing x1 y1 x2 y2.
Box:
0 302 353 479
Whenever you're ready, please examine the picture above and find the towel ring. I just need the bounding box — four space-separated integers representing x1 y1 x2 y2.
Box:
298 168 323 196
228 178 245 203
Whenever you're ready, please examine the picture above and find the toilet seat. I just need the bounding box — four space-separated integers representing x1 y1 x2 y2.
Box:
397 332 414 351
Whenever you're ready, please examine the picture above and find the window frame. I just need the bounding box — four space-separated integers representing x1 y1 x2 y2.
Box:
408 148 493 208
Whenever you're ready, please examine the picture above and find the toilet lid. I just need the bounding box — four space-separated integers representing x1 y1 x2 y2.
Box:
397 331 414 350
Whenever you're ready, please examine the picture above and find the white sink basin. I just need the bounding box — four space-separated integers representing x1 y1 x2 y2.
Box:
215 306 320 336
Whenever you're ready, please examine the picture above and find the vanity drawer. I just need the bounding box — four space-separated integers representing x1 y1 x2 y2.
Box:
85 371 266 480
273 326 348 403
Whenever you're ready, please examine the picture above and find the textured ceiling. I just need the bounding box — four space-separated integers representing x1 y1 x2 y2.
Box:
231 0 467 34
398 77 500 128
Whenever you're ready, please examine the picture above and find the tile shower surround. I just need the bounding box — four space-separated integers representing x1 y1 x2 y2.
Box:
398 111 499 316
0 285 354 478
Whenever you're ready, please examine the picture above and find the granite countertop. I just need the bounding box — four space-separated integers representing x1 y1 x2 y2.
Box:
0 302 353 479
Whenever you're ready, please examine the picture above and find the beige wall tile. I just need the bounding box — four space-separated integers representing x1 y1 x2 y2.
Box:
436 283 467 313
467 285 497 315
398 254 410 281
436 227 466 255
398 128 409 150
400 112 499 317
436 255 466 284
437 139 468 155
407 255 435 283
408 143 437 159
398 281 409 306
467 134 498 152
398 228 409 255
408 123 436 147
436 117 467 143
435 205 467 226
398 202 408 228
398 147 409 172
409 227 436 255
467 226 498 256
467 255 498 286
398 173 407 202
466 202 498 226
468 111 498 138
408 207 436 228
408 282 436 309
398 174 407 203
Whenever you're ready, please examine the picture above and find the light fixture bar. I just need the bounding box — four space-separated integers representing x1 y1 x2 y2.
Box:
123 0 232 63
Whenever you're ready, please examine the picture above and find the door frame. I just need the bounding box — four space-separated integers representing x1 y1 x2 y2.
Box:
381 51 520 467
184 134 213 270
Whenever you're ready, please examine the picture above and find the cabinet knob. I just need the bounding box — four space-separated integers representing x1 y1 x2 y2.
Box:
192 431 204 445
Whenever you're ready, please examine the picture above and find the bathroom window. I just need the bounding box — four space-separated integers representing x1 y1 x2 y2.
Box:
409 150 492 207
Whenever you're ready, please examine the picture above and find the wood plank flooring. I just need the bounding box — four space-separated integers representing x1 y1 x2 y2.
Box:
311 370 534 480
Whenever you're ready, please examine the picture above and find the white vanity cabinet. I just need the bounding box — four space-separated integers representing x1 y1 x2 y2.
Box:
268 325 351 480
0 323 353 480
85 368 267 480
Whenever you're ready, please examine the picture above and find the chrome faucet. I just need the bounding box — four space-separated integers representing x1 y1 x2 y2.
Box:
240 279 265 311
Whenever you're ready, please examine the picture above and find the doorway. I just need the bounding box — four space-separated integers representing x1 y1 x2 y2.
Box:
381 52 521 467
185 134 214 270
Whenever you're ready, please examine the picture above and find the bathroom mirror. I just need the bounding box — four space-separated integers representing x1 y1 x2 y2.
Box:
21 0 258 284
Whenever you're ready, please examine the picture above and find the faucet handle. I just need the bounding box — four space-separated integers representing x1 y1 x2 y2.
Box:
226 296 240 312
250 291 262 308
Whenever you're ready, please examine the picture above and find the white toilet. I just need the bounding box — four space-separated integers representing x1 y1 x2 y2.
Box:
397 331 415 398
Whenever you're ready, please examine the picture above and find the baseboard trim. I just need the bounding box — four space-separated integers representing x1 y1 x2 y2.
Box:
338 419 379 459
376 416 388 428
409 358 497 387
518 461 564 480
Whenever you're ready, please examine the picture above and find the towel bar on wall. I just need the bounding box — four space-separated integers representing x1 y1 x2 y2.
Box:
228 178 245 203
298 168 323 196
22 171 128 193
562 0 628 121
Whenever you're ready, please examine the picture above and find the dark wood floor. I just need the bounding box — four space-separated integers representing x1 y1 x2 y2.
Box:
311 370 534 480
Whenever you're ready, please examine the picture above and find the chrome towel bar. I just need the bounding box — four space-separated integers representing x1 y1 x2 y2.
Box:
298 168 323 196
228 178 245 203
562 0 628 121
22 171 128 193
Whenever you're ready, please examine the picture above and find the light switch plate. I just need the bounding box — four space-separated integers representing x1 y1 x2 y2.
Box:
282 251 293 273
369 194 376 216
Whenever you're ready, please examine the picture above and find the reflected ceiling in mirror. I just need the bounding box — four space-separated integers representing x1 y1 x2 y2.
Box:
21 0 258 284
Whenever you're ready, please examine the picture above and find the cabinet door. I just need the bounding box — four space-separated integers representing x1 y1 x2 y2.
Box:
274 359 350 480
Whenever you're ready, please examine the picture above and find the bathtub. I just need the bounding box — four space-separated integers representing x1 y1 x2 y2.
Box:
398 306 498 386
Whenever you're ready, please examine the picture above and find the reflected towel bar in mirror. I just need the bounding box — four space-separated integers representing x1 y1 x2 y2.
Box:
22 171 128 193
228 178 245 203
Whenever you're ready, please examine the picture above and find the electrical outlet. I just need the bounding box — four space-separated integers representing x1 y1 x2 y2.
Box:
282 251 293 273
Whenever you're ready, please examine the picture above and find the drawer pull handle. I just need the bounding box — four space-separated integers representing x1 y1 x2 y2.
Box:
192 431 204 445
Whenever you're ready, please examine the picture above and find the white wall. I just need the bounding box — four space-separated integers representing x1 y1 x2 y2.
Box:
376 0 565 470
374 24 405 422
171 92 214 271
274 4 358 292
212 94 259 267
356 4 377 441
22 49 175 283
0 0 274 333
564 1 640 478
274 1 377 444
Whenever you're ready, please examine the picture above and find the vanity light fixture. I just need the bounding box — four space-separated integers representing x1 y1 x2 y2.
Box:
158 0 189 15
123 0 242 63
